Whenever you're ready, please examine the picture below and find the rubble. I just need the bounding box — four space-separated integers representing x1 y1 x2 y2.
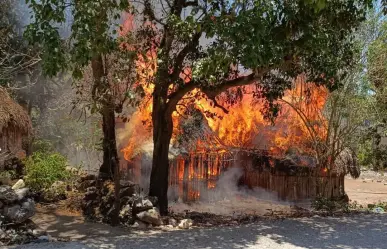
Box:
136 208 162 226
80 176 159 227
0 185 45 245
39 181 67 203
15 188 30 200
3 199 35 224
131 220 149 229
168 218 177 227
0 185 18 203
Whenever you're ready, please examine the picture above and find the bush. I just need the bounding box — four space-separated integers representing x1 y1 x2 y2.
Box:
312 195 352 213
23 151 71 192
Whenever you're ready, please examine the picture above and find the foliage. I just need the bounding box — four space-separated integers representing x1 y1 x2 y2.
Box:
26 0 140 181
23 150 71 191
0 0 40 85
356 10 387 169
25 0 130 77
24 0 139 109
31 139 55 153
312 195 355 213
312 196 342 212
295 6 387 171
368 21 387 101
358 139 374 167
367 202 387 210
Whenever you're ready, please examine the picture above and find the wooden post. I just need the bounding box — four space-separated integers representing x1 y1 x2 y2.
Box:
112 157 120 226
204 153 209 180
183 155 190 202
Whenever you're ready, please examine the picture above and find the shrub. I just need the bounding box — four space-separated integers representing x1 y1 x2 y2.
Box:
23 151 71 192
312 195 353 213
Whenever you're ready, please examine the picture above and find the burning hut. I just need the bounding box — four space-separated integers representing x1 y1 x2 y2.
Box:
119 75 359 203
0 87 31 167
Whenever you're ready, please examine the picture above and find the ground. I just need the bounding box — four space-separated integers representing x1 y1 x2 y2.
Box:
6 173 387 249
345 172 387 205
12 214 387 249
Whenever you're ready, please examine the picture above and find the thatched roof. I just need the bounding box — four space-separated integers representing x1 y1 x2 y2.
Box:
0 87 31 135
334 148 360 179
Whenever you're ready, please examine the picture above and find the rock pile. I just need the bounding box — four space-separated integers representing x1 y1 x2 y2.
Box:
81 177 163 226
79 175 195 229
0 181 45 245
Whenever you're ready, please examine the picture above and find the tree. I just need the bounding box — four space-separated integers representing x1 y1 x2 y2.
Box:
367 19 387 170
368 20 387 117
127 0 372 214
0 0 40 86
25 0 137 180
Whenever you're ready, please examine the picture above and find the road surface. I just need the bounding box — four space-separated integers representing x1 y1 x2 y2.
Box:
12 214 387 249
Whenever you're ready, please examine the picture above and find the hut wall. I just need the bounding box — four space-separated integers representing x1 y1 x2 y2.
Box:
241 170 345 201
0 126 23 155
168 152 345 202
120 151 346 202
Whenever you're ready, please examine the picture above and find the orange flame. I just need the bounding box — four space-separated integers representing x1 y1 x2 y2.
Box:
119 16 328 162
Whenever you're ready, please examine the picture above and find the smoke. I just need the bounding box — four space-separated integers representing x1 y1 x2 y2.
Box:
205 167 243 201
25 80 103 173
168 166 299 216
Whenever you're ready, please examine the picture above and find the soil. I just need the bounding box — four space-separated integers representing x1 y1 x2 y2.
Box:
345 170 387 205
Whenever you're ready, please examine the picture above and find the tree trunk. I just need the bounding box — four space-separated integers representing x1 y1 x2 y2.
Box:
90 55 119 180
149 83 173 215
98 106 119 180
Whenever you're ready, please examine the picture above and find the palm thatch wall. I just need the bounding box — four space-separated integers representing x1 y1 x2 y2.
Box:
0 87 31 160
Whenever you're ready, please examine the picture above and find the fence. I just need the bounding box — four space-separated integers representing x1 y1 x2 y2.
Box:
168 151 345 202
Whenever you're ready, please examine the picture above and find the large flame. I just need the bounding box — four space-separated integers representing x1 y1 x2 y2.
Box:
118 16 328 163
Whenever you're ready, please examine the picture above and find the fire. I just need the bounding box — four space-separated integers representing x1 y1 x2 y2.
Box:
118 16 329 202
121 62 328 161
185 78 328 156
119 14 328 163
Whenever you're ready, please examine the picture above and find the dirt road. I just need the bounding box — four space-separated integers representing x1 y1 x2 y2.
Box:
13 214 387 249
6 176 387 249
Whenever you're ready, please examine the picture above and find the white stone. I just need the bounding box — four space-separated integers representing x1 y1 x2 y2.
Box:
178 219 193 229
142 199 153 208
136 207 162 226
12 179 25 190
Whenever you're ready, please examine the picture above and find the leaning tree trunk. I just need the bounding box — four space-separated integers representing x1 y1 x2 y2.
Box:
91 55 119 180
98 105 119 180
149 84 173 215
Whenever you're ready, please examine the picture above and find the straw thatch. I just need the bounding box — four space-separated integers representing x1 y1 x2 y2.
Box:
334 147 360 179
0 87 31 135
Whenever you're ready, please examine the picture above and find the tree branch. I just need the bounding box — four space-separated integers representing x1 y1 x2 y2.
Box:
166 57 294 115
209 96 229 114
166 72 259 114
171 32 202 82
183 0 198 7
